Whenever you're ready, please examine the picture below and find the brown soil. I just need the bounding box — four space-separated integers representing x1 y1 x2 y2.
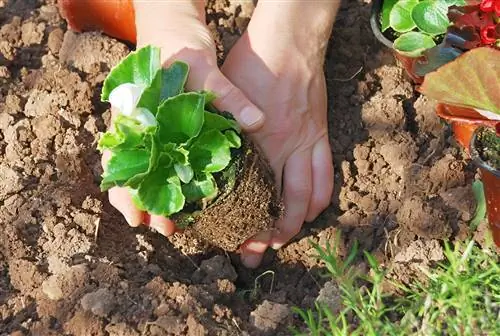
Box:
0 0 481 335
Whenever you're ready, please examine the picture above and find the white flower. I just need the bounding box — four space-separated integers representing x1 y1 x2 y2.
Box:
109 83 157 127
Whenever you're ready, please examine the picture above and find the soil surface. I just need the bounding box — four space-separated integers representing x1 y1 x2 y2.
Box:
0 1 484 335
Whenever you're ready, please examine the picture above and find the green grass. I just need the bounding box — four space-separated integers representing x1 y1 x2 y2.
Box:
293 234 500 336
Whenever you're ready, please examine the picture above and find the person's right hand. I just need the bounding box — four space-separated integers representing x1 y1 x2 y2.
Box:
105 1 265 236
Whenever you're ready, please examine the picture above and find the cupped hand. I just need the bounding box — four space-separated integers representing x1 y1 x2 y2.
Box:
105 2 266 236
222 14 334 268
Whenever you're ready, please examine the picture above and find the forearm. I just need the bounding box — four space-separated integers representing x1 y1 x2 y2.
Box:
251 1 340 58
133 0 206 38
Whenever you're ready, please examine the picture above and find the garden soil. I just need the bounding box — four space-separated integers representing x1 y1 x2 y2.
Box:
0 0 483 335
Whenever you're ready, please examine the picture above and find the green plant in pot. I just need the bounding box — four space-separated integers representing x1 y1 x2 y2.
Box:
371 0 467 82
98 46 282 251
419 46 500 247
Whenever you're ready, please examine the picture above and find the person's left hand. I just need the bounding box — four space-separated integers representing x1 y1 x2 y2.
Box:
222 16 334 268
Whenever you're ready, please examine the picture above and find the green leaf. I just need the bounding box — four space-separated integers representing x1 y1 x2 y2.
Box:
137 69 162 114
98 115 147 151
393 32 436 57
101 149 150 191
224 130 241 148
128 187 147 211
381 0 398 32
102 46 161 102
189 129 233 173
125 135 161 189
160 61 189 101
157 92 205 144
174 163 194 183
419 47 500 114
203 111 240 133
182 173 218 203
470 180 486 231
138 169 185 216
390 0 419 33
201 90 217 105
412 1 450 35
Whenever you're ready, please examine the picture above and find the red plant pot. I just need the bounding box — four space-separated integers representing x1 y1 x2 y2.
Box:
436 104 499 154
470 130 500 248
58 0 136 43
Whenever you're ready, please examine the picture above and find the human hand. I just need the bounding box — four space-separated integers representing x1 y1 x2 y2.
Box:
105 1 266 235
222 2 338 268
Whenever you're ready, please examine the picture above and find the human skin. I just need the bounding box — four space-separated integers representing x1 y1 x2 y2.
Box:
106 0 339 268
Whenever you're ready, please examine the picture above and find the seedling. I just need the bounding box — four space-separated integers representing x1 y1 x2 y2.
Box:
98 46 241 217
380 0 467 56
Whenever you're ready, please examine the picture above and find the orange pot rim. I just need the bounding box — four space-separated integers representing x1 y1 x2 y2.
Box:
436 103 499 128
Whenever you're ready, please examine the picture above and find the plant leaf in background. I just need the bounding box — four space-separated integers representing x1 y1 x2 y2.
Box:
419 47 500 115
157 92 205 144
390 0 419 33
381 0 398 32
470 180 486 231
412 1 450 35
101 46 161 101
394 31 436 57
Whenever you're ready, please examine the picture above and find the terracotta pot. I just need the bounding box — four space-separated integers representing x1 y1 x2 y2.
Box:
58 0 136 43
370 0 424 83
470 129 500 248
436 104 499 154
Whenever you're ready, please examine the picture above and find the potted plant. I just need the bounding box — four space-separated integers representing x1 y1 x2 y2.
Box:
419 47 500 247
371 0 468 82
417 0 500 153
98 46 282 251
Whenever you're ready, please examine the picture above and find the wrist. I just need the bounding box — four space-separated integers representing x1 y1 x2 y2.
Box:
250 1 339 61
133 1 205 40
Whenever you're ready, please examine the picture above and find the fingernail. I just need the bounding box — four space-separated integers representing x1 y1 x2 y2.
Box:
245 240 268 253
240 106 264 128
241 253 262 269
270 242 284 250
149 221 165 236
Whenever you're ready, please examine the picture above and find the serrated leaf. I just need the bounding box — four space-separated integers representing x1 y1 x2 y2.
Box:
189 129 232 173
102 46 161 101
157 92 205 144
101 149 150 191
174 163 194 183
138 169 185 216
419 47 500 115
224 130 241 148
412 1 450 35
393 32 436 57
160 61 189 101
125 135 161 188
203 111 240 133
182 173 218 203
381 0 398 32
98 115 152 152
390 0 419 33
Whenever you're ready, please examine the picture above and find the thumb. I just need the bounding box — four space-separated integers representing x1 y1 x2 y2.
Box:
174 51 265 132
204 68 265 132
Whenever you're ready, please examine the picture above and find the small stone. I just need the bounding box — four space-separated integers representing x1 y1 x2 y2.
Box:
42 275 63 301
80 288 116 317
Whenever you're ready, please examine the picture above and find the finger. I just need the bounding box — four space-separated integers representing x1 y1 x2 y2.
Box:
179 55 265 132
148 215 176 237
270 149 313 250
108 187 144 227
239 231 272 268
305 137 334 222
